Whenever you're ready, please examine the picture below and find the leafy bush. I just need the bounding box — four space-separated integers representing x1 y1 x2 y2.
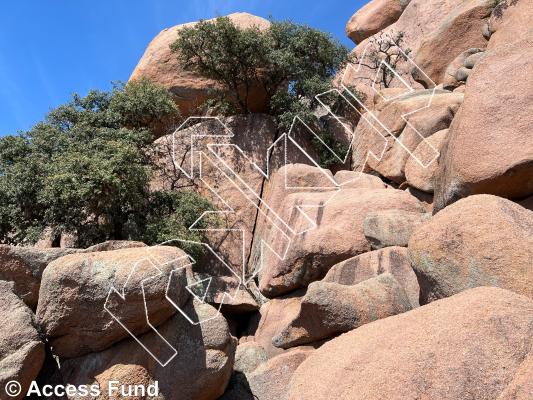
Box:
172 17 360 167
0 80 214 249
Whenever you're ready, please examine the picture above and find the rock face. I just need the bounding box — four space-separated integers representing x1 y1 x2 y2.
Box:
323 246 420 307
346 0 409 44
409 195 533 303
404 129 448 192
0 281 45 400
273 274 412 348
36 246 189 358
412 0 493 87
434 33 533 210
55 300 236 400
352 90 463 183
486 0 533 50
258 188 424 297
130 13 270 116
288 287 533 400
341 0 492 96
0 245 78 309
247 348 313 400
234 342 268 374
82 240 147 252
363 209 429 249
154 114 279 285
253 293 304 358
497 351 533 400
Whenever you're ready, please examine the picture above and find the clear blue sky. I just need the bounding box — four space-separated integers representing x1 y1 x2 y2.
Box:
0 0 368 136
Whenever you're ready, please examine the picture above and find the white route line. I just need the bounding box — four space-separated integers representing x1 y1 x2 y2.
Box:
104 36 442 366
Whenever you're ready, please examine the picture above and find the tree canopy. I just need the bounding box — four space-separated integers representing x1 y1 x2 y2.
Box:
0 79 213 250
172 17 365 167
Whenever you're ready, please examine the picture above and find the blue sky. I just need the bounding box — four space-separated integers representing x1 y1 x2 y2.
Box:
0 0 368 136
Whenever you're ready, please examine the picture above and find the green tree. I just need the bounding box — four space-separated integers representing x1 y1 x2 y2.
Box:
171 17 360 167
0 79 214 249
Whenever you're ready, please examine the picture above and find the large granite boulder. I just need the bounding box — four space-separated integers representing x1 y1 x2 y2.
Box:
0 245 78 309
289 287 533 400
130 13 270 116
52 300 236 400
346 0 410 44
258 188 424 297
36 246 189 358
434 32 533 210
273 274 412 348
323 246 420 307
409 195 533 303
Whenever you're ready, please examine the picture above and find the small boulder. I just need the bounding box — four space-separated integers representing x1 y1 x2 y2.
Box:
346 0 409 44
234 342 268 374
247 348 313 400
363 209 429 249
0 245 79 309
0 281 45 400
273 274 412 348
288 287 533 400
409 195 533 303
404 129 448 193
82 240 147 252
253 293 304 358
36 246 189 358
442 48 484 90
323 246 420 307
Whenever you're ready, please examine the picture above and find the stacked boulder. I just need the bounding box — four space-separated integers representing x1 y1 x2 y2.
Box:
2 3 532 399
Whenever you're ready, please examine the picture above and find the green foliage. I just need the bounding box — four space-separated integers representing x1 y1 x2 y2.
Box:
172 17 357 168
0 80 214 250
144 191 218 261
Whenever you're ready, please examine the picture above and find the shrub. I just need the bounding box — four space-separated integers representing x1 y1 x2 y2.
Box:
172 17 359 167
0 80 214 249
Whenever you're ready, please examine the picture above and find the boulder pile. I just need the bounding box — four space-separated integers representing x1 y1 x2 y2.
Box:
2 2 532 399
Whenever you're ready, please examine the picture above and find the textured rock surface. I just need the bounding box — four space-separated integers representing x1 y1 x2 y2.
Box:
0 281 45 400
409 195 533 303
497 351 533 400
323 246 420 307
412 0 493 86
154 114 279 286
487 0 533 50
37 246 189 358
442 48 484 90
346 0 408 44
54 300 236 400
234 341 268 373
352 90 463 182
253 293 304 358
258 188 424 297
273 274 412 348
341 0 485 97
0 245 78 309
404 129 448 192
247 348 313 400
130 13 270 116
82 240 147 252
289 287 533 400
434 36 533 210
363 209 429 249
